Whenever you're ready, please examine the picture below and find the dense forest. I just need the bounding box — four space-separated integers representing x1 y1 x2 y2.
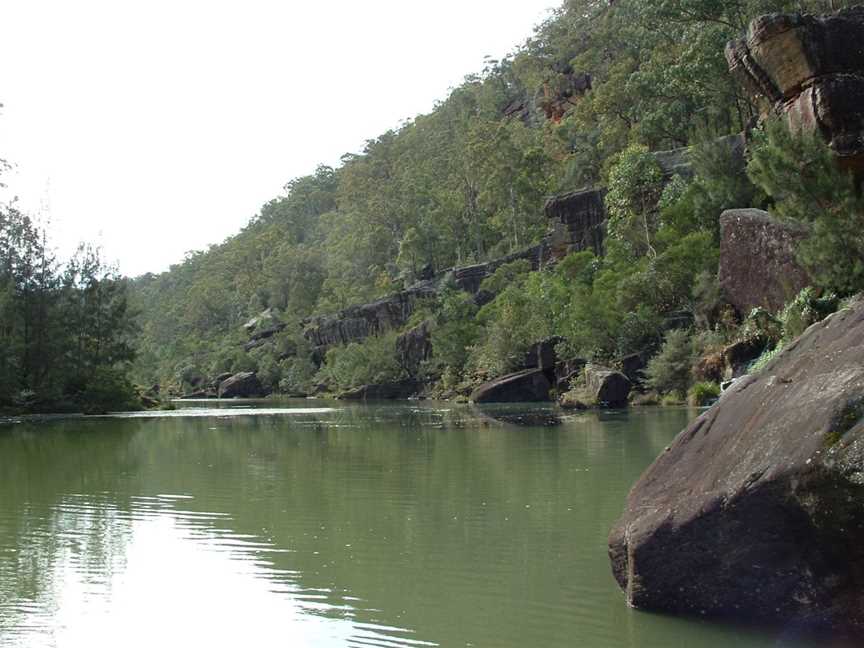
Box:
0 203 139 413
4 0 862 412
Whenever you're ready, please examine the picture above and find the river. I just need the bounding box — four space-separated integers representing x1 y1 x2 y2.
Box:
0 401 808 647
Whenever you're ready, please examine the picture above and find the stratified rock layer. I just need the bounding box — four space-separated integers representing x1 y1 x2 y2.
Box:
545 188 606 259
718 208 811 315
726 7 864 173
609 298 864 634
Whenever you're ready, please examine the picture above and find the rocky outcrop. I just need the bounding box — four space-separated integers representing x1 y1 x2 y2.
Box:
560 365 631 410
396 321 433 377
719 208 811 315
727 7 864 174
545 188 607 259
217 372 265 399
609 298 864 635
536 68 592 122
452 244 549 294
523 337 562 371
303 282 437 349
587 365 631 408
470 369 553 403
338 380 421 401
652 134 746 180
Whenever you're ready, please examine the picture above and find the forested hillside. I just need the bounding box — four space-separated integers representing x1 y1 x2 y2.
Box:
130 0 864 403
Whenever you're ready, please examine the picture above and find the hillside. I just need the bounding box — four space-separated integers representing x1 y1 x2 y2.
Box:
130 0 864 405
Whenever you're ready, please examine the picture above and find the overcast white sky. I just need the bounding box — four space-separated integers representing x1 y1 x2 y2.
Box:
0 0 554 277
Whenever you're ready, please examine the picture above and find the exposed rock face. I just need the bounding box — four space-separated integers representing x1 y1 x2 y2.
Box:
470 369 553 403
396 321 433 377
452 244 548 294
609 299 864 634
217 372 264 399
536 69 592 122
545 188 606 259
524 337 562 371
727 7 864 174
719 209 811 315
304 282 437 349
338 380 421 401
583 365 631 408
652 134 746 180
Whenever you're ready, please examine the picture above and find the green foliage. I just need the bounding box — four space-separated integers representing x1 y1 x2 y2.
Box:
478 259 532 295
779 287 838 341
316 333 405 392
748 119 864 295
646 329 694 396
740 307 783 346
431 286 482 375
605 145 664 258
688 381 720 406
0 207 138 412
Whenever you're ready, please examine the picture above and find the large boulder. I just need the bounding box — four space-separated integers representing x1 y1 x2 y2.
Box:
470 369 552 404
217 372 264 399
719 209 811 315
726 7 864 175
609 298 864 635
584 365 631 408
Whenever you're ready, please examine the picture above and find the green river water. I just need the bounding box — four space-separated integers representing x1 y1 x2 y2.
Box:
0 401 810 647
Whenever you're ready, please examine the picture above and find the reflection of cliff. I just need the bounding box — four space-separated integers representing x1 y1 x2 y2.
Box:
0 407 696 647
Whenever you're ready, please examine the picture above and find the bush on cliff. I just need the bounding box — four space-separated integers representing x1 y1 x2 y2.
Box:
748 119 864 295
316 333 405 392
645 329 693 397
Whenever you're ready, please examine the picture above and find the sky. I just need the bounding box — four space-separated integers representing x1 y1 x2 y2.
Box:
0 0 555 277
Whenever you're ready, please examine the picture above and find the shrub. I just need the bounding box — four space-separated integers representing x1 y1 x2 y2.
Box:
688 381 720 406
646 329 693 397
779 287 838 341
748 119 864 295
316 333 404 391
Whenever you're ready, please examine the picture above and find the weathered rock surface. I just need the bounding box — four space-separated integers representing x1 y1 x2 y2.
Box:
583 365 631 408
452 244 548 294
304 282 437 349
609 298 864 634
727 7 864 173
545 188 606 259
338 380 421 401
523 337 562 371
396 321 433 377
470 369 553 403
719 208 811 315
217 372 264 399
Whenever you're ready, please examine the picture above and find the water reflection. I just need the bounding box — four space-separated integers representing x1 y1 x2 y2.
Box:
0 403 808 647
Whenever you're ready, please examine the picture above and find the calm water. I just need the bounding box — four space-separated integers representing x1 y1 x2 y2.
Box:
0 401 797 647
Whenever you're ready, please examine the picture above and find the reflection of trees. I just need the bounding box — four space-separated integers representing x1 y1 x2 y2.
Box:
0 420 141 635
0 405 759 648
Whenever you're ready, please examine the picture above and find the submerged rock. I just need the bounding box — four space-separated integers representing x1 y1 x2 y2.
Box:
470 369 552 404
609 298 864 635
217 372 264 399
718 209 811 315
338 381 421 401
